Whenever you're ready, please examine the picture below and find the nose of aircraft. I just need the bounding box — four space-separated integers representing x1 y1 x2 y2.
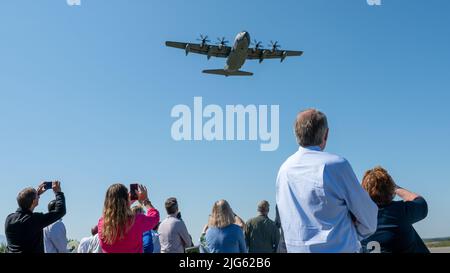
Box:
237 31 251 43
244 31 251 43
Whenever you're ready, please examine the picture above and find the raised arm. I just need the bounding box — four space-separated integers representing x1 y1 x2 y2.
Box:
37 182 67 229
396 186 428 224
137 185 160 231
395 186 420 202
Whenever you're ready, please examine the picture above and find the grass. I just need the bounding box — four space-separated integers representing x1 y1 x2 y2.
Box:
426 241 450 248
424 237 450 248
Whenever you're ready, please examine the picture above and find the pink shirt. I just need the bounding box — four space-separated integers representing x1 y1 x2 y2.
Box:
98 208 160 253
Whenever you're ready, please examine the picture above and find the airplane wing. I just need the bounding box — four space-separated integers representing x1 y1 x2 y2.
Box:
165 41 231 58
246 48 303 62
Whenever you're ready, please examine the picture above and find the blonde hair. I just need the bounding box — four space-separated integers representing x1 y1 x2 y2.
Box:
101 184 135 245
208 200 235 228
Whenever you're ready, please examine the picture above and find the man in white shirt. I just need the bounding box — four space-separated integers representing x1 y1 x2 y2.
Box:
77 225 102 253
44 200 68 253
158 198 193 253
276 109 378 253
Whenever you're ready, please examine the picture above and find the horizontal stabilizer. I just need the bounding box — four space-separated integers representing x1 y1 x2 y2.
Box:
202 69 253 77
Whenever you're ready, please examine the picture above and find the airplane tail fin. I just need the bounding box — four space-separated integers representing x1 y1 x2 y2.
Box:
202 69 253 77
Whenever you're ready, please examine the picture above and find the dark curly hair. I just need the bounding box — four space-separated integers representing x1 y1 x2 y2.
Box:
362 166 396 206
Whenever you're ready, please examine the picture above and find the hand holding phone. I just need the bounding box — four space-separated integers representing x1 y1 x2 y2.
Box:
130 184 139 201
44 182 53 190
138 184 149 202
37 181 61 195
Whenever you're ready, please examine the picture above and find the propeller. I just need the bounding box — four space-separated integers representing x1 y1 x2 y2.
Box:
269 40 281 51
251 39 264 50
196 34 211 46
216 37 229 47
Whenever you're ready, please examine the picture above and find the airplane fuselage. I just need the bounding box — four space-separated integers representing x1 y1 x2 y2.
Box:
225 31 250 72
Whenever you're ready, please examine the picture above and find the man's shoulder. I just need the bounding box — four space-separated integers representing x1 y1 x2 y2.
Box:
6 210 42 223
279 150 347 169
44 220 64 232
319 151 347 165
246 216 260 225
5 212 18 222
79 236 92 245
159 217 180 228
162 216 181 224
320 152 352 174
278 151 302 173
53 220 65 228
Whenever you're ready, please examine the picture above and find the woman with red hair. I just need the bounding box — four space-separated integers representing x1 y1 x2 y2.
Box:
361 167 429 253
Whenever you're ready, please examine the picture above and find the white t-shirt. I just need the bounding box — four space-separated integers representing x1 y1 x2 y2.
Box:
77 234 102 253
77 236 91 253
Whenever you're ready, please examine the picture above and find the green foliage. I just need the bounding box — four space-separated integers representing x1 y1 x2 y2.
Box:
185 246 200 254
67 239 80 253
0 243 7 253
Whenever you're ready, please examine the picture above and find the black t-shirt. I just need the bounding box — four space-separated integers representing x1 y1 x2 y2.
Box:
361 197 429 253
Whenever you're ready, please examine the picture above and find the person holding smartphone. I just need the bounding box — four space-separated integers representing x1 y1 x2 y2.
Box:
98 183 160 253
5 181 66 253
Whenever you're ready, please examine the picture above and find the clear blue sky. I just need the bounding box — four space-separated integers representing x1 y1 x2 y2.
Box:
1 0 449 242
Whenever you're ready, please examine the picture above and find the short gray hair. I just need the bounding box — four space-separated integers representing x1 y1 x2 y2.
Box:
295 109 328 147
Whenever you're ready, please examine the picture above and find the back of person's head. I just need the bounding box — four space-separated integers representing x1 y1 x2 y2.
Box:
362 166 396 206
132 205 144 215
101 183 134 245
91 225 99 236
208 199 235 229
295 109 328 148
48 200 57 212
17 187 37 211
257 200 270 216
165 197 179 215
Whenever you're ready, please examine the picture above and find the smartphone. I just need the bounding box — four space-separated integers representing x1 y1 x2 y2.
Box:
44 182 53 190
130 184 139 201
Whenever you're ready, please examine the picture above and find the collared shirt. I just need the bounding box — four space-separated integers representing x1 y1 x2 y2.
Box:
276 146 378 253
5 192 66 253
158 214 192 253
44 219 68 253
245 215 280 253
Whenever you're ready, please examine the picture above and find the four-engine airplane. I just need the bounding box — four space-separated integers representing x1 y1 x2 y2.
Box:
165 31 303 77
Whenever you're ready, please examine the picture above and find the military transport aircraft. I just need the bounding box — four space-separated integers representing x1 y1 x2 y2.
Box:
165 31 303 77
